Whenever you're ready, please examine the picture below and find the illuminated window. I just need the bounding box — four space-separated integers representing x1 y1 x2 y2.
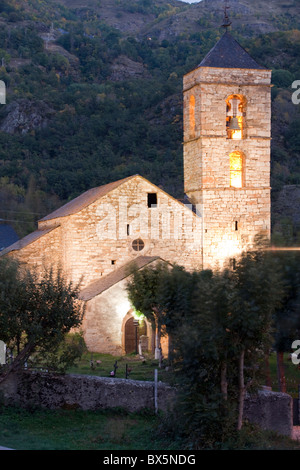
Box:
226 95 245 140
189 95 195 138
230 151 243 188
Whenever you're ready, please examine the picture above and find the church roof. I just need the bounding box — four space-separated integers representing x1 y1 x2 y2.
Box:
40 174 198 224
198 31 266 70
80 256 163 301
0 224 19 251
0 226 59 255
40 175 135 222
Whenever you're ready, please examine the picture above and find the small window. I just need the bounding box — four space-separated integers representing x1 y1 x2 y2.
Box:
189 95 196 139
230 151 243 188
231 258 237 270
147 193 157 208
235 221 238 231
127 224 130 236
132 239 145 252
111 260 116 265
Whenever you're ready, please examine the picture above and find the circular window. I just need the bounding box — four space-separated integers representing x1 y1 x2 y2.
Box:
132 239 145 252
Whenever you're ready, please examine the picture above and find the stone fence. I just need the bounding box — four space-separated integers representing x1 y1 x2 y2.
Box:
0 371 293 437
0 371 176 413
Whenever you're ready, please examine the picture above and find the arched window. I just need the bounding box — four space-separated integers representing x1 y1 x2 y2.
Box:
230 151 243 188
226 95 245 140
189 95 195 138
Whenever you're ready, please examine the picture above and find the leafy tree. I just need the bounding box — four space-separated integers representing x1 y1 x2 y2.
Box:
272 251 300 392
0 258 85 384
127 246 285 446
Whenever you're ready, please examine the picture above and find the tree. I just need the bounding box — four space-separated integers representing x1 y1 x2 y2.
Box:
127 262 170 362
127 247 285 446
223 248 284 430
0 258 85 384
272 251 300 393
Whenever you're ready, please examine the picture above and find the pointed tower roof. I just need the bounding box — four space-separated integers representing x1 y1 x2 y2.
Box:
198 30 266 70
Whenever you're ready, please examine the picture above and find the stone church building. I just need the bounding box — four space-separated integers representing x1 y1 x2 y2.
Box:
1 27 272 356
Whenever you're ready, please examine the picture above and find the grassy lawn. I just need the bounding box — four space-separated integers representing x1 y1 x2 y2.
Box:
66 352 175 384
1 405 300 450
268 352 300 397
67 351 300 397
1 351 300 451
0 406 179 451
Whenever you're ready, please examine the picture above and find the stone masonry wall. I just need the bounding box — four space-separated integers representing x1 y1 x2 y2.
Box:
0 371 176 414
183 65 271 268
0 371 293 437
24 175 203 288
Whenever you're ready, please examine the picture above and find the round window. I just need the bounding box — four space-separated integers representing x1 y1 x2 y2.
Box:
132 239 145 252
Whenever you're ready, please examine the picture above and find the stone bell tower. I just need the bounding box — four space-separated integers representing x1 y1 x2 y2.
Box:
183 10 272 269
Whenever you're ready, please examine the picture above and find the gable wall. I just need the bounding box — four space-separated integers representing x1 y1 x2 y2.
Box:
14 177 202 288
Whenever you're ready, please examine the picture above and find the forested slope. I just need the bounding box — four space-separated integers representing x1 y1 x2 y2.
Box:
0 0 299 243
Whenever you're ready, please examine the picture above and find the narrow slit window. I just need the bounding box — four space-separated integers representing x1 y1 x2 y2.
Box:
189 95 196 138
147 193 157 208
231 258 237 270
127 224 130 236
235 221 238 231
230 152 243 188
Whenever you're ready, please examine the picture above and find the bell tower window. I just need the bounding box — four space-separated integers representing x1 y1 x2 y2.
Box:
230 151 243 188
226 95 245 140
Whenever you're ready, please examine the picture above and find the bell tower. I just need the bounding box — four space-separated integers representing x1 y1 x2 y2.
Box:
183 8 272 269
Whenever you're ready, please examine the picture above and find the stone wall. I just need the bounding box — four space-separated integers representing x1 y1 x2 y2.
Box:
243 390 293 437
11 175 203 288
183 65 272 269
0 371 176 414
0 372 293 437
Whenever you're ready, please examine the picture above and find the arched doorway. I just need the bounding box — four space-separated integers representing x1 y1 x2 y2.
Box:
123 315 148 354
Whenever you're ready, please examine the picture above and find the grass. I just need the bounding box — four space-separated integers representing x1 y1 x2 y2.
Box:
67 351 300 397
66 351 175 384
268 352 300 397
1 351 300 451
0 406 180 451
1 405 300 451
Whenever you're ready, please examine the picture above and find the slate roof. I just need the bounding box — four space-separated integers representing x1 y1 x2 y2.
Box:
0 226 59 255
80 256 163 301
40 175 135 222
39 174 199 223
0 224 19 251
198 31 266 70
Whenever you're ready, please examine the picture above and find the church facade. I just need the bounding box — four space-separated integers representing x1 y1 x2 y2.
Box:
1 28 272 355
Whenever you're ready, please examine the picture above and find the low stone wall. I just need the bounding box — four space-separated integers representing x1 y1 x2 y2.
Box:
0 371 293 437
243 390 293 437
0 371 176 413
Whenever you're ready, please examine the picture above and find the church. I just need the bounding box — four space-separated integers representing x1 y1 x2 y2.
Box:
1 18 272 356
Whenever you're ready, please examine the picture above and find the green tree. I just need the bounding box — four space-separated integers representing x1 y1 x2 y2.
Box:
272 251 300 393
127 247 285 446
0 258 85 384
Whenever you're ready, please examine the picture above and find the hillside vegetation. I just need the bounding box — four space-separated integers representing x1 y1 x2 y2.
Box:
0 0 299 242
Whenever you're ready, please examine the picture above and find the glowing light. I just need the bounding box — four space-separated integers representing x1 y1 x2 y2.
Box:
115 299 131 317
218 238 241 265
231 130 242 140
227 98 244 140
230 152 243 188
189 95 195 138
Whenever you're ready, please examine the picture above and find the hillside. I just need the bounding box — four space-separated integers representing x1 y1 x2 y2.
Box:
54 0 300 39
0 0 299 243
